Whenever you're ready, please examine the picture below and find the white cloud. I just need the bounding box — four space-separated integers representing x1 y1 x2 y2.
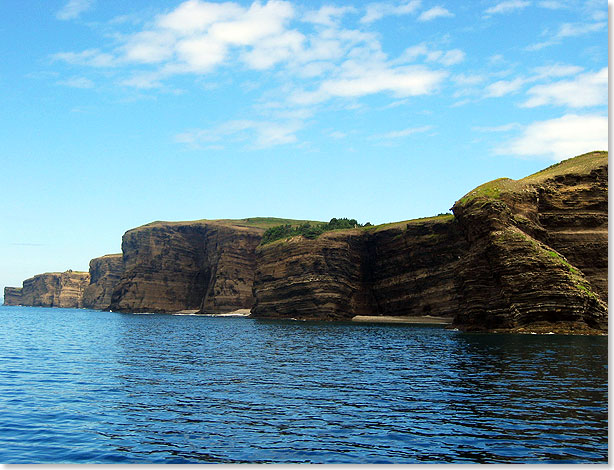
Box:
418 6 454 21
484 77 526 97
242 30 304 69
293 65 447 105
373 125 433 139
473 123 520 132
58 76 95 88
56 0 94 20
123 31 176 64
537 1 565 9
522 68 607 108
531 64 583 79
175 119 303 149
453 73 486 86
51 49 116 67
556 21 606 39
484 0 530 16
439 49 465 66
50 0 460 131
303 6 356 26
120 71 166 89
527 21 606 50
208 1 294 46
174 37 228 72
400 43 464 66
496 114 608 161
360 0 421 23
156 0 243 34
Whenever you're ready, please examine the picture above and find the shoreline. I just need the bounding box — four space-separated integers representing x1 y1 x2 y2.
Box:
351 315 454 325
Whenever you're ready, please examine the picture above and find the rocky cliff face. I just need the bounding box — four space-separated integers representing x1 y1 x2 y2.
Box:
451 151 607 333
3 287 23 306
82 254 123 310
251 217 468 321
17 271 90 308
252 231 369 320
252 151 607 334
109 221 263 313
4 152 607 334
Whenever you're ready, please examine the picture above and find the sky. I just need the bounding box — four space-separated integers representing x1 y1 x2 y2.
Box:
0 0 609 293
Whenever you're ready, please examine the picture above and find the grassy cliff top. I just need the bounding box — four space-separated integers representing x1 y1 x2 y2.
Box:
455 151 607 206
520 150 607 183
136 217 324 231
360 214 454 232
25 270 89 280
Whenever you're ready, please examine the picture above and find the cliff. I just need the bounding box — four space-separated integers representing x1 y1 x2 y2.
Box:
3 287 23 306
451 151 607 333
252 216 468 321
15 271 91 308
252 151 607 334
3 152 607 334
82 254 124 310
108 218 315 313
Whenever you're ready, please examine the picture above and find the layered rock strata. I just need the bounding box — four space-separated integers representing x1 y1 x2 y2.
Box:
82 254 124 310
451 151 607 333
3 152 607 334
252 151 607 334
14 270 91 308
109 221 264 313
252 216 468 321
3 287 23 306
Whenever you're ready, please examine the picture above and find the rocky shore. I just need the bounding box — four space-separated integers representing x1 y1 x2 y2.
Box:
4 151 608 334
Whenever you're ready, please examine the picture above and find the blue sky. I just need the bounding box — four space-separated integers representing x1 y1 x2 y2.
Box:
0 0 608 292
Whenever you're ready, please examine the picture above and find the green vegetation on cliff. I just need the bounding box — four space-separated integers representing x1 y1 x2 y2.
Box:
261 218 369 244
455 151 608 207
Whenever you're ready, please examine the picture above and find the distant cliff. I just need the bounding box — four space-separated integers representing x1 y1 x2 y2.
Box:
3 287 23 306
108 220 263 313
3 152 607 334
82 254 123 310
11 271 91 308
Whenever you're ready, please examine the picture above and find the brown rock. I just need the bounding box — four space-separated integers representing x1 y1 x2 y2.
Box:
451 151 607 333
251 216 468 321
82 254 124 310
252 231 368 320
3 287 23 306
109 220 264 313
252 151 607 334
20 270 90 308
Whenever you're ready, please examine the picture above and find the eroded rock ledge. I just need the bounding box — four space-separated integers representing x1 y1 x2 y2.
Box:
3 152 607 334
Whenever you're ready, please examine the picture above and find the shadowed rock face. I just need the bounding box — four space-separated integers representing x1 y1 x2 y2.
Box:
251 218 468 321
252 151 607 334
109 222 263 313
18 271 90 308
252 231 369 320
82 254 124 310
3 287 23 306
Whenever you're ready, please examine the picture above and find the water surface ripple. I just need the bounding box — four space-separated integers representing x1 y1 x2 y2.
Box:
0 307 607 463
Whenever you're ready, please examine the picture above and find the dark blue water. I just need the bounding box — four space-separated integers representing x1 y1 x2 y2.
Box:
0 306 607 463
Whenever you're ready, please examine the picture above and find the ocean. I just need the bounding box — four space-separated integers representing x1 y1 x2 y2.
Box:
0 306 607 463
